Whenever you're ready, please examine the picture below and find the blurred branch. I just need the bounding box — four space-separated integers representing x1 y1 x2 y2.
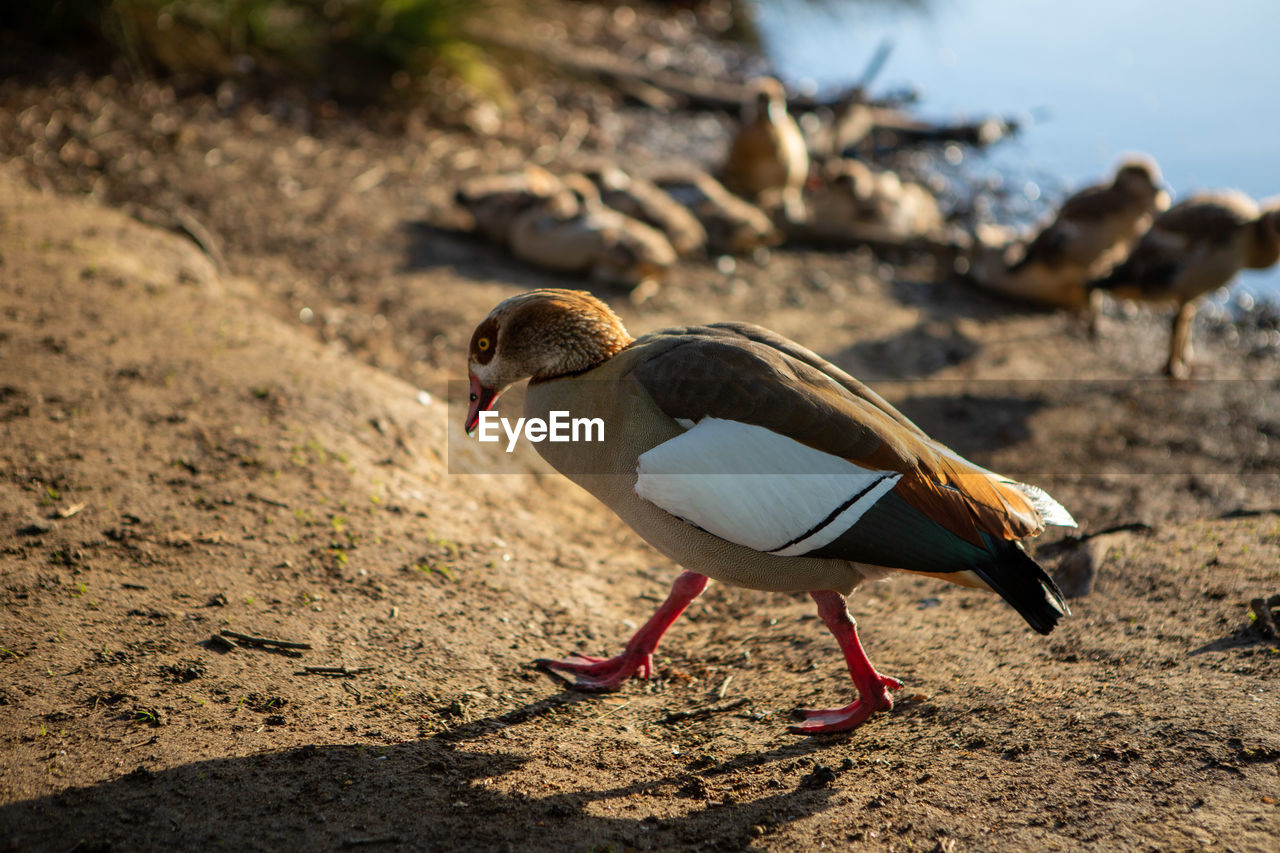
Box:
471 25 903 113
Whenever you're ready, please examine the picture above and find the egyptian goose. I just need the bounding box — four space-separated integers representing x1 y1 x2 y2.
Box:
455 165 564 243
804 159 944 240
507 175 677 290
1089 192 1280 378
825 91 875 158
584 164 708 257
465 289 1074 735
655 170 782 255
977 158 1169 311
722 77 810 223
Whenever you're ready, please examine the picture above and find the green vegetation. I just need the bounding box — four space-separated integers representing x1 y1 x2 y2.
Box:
288 434 350 469
409 535 463 580
412 560 453 580
3 0 502 96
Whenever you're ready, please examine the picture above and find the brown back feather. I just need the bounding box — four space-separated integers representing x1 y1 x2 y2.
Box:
1156 195 1257 245
629 327 1045 547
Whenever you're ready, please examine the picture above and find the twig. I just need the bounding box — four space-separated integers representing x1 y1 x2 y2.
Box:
343 682 363 703
1081 521 1155 540
1043 521 1154 555
873 114 1019 148
248 493 290 508
342 836 403 848
1220 508 1280 520
171 207 227 273
783 220 973 261
300 665 373 677
657 698 748 725
469 27 904 114
129 203 226 274
715 674 733 700
1249 598 1278 641
220 630 312 650
594 700 631 721
205 634 237 653
856 38 894 90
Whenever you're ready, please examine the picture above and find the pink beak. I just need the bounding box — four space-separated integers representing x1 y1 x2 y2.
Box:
465 373 499 436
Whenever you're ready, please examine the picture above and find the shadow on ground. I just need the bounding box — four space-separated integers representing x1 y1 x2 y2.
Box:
0 695 860 852
828 322 983 380
891 392 1045 458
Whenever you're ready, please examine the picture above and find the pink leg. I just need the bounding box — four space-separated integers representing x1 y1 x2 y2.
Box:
536 571 708 692
790 590 903 735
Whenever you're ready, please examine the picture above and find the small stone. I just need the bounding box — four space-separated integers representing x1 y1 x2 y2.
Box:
800 764 837 789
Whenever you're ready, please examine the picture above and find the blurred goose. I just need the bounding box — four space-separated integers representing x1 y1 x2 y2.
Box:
966 234 1090 311
827 92 876 158
722 77 810 222
805 159 945 239
455 165 564 242
980 158 1168 310
655 170 782 255
1090 192 1280 378
584 164 707 257
1015 158 1169 275
466 289 1074 735
508 176 677 290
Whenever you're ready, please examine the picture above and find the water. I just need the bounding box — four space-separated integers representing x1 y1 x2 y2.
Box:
751 0 1280 304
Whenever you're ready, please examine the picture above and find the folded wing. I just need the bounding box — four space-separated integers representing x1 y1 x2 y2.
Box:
628 329 1074 632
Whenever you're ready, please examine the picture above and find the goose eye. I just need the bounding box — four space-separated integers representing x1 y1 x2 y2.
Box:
477 337 491 352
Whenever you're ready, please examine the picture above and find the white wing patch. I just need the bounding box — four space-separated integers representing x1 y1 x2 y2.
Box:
1017 482 1077 527
635 418 900 554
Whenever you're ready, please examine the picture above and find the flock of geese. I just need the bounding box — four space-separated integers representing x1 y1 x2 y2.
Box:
976 163 1280 378
455 77 1280 379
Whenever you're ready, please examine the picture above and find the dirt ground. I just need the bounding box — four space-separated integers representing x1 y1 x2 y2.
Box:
2 5 1280 851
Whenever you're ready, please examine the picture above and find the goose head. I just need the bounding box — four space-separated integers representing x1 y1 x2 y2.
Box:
748 77 788 124
1247 206 1280 269
584 163 632 194
465 289 634 433
1112 157 1169 210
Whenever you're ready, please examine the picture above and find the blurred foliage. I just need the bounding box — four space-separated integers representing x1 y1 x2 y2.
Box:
0 0 506 97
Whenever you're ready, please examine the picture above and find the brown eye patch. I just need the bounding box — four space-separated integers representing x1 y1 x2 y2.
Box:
469 319 498 364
